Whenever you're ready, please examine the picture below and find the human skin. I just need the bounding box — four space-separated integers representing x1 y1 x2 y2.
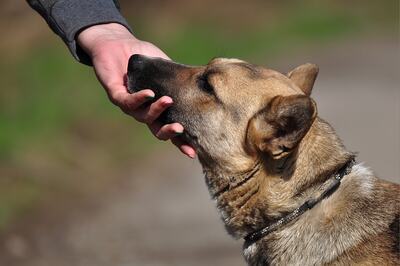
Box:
77 23 195 158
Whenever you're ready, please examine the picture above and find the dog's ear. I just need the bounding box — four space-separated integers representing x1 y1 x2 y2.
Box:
247 95 317 159
287 63 318 96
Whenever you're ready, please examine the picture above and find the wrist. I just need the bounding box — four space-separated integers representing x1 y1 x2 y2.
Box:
77 23 136 57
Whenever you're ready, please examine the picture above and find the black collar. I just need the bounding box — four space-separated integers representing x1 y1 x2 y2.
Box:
244 157 356 244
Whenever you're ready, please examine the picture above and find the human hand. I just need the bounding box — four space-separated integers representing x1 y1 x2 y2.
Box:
77 23 195 158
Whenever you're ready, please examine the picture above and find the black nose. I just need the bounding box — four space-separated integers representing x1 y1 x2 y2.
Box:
127 54 150 93
127 54 177 95
128 54 147 72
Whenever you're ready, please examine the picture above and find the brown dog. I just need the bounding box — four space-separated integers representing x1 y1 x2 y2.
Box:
127 55 399 265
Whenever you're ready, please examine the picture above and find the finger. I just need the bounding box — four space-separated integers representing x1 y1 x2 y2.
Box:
111 89 155 111
142 96 173 124
150 122 196 158
148 122 184 140
156 123 184 140
171 137 196 158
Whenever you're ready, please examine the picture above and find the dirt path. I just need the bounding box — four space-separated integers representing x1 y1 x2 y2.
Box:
4 152 242 266
1 37 398 266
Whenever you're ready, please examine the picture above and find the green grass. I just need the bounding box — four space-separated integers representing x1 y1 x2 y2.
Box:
1 46 103 157
0 44 156 157
134 4 363 64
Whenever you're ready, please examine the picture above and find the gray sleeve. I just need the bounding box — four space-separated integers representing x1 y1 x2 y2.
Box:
27 0 132 65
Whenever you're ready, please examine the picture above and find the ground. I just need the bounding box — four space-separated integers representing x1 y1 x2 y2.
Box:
0 37 398 266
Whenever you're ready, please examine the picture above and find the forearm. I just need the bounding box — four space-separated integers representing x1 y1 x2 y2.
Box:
26 0 131 65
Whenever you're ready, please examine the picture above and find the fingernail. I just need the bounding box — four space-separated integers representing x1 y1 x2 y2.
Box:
162 100 173 106
145 95 155 101
174 130 184 136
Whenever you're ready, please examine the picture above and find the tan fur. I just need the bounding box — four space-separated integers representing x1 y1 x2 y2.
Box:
128 55 400 265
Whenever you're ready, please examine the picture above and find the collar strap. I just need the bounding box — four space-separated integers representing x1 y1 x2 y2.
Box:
244 157 356 244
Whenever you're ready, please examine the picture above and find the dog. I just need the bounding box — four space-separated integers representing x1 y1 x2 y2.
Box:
127 55 399 265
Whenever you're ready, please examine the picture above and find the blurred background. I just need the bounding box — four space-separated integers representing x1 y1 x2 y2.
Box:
0 0 398 265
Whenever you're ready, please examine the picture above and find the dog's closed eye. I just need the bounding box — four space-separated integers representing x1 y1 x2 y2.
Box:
197 74 214 94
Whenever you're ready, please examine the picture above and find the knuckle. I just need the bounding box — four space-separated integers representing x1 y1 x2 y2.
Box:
118 95 140 112
144 113 156 124
122 99 133 111
119 107 132 117
134 114 146 123
109 93 121 106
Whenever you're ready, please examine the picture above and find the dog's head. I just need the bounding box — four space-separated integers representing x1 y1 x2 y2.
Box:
128 55 318 171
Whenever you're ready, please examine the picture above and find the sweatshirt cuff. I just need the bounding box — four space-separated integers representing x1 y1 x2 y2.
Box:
50 0 132 65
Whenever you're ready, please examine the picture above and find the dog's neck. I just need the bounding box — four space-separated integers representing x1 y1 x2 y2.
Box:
202 117 354 238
